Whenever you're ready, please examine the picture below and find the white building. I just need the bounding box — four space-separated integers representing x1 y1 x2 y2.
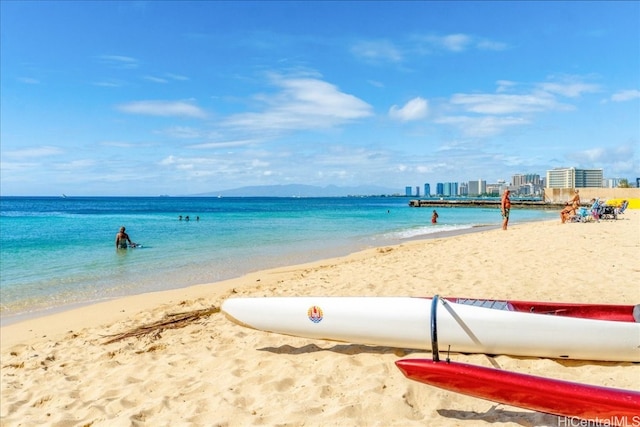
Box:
467 180 486 196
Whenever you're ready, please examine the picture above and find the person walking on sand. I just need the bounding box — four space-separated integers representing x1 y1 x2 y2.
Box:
431 210 439 224
115 226 134 249
501 189 511 230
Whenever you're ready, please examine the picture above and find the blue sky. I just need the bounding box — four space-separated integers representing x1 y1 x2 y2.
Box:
1 1 638 196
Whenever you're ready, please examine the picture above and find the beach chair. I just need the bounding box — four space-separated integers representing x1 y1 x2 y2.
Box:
617 200 629 215
589 199 603 222
566 205 590 223
568 199 602 223
600 202 618 220
571 207 591 223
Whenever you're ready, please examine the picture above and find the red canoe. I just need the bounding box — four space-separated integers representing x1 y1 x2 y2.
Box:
446 298 638 323
396 359 640 425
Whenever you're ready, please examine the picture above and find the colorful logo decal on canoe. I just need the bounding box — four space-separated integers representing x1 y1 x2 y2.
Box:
308 305 323 323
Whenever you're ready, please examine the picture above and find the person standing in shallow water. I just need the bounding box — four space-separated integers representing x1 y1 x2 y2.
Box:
431 210 439 224
115 226 133 249
501 189 511 230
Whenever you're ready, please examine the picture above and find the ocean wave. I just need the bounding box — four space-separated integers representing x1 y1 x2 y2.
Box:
383 224 476 240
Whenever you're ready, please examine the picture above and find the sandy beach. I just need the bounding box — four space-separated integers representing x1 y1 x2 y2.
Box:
2 211 639 426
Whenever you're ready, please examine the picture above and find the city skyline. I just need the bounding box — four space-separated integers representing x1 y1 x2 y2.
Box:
407 167 629 197
1 2 639 196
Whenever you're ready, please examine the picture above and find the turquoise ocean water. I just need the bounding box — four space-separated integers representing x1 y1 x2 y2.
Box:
0 196 553 323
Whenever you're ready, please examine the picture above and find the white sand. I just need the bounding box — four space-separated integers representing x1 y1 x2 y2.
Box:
2 211 639 426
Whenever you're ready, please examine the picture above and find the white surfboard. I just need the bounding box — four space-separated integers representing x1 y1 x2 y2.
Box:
222 296 640 362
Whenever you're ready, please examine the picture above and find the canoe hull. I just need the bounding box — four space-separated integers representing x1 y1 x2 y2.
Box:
222 297 640 361
395 359 640 425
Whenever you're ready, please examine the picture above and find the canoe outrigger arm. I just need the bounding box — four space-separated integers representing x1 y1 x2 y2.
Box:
431 295 440 361
430 295 452 363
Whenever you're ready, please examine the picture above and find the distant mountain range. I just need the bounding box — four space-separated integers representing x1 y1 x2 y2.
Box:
191 184 401 197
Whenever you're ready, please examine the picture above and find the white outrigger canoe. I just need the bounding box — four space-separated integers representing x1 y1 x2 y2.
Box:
222 296 640 362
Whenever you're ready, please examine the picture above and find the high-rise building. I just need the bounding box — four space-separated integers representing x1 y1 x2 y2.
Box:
525 174 542 185
467 180 486 196
513 174 541 186
443 182 458 196
512 174 526 187
459 182 468 196
436 183 444 196
424 183 431 197
575 168 603 187
405 186 413 196
511 173 543 195
546 168 603 188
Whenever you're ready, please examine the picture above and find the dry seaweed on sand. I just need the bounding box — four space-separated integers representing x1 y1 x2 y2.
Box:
102 306 219 344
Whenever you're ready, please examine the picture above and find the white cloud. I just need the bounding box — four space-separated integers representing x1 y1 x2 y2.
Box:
55 159 96 171
569 144 636 164
159 126 203 139
433 76 602 139
450 92 561 114
117 100 207 118
144 75 168 83
352 33 508 65
96 55 139 69
100 140 138 148
476 39 509 51
0 161 39 174
389 97 429 122
611 89 640 102
440 34 472 52
351 40 403 63
93 79 126 88
435 115 530 138
414 33 507 53
3 146 63 158
537 81 600 98
166 73 189 81
496 80 517 93
160 155 177 166
224 76 373 131
188 139 258 149
18 77 40 84
565 144 639 176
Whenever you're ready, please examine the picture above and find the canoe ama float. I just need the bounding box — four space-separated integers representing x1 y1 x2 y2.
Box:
395 358 640 425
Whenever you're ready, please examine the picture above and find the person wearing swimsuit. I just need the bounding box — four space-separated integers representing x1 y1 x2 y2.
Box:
501 189 511 230
115 226 132 249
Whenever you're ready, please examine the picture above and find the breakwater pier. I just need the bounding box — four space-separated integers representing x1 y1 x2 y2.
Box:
408 199 556 209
